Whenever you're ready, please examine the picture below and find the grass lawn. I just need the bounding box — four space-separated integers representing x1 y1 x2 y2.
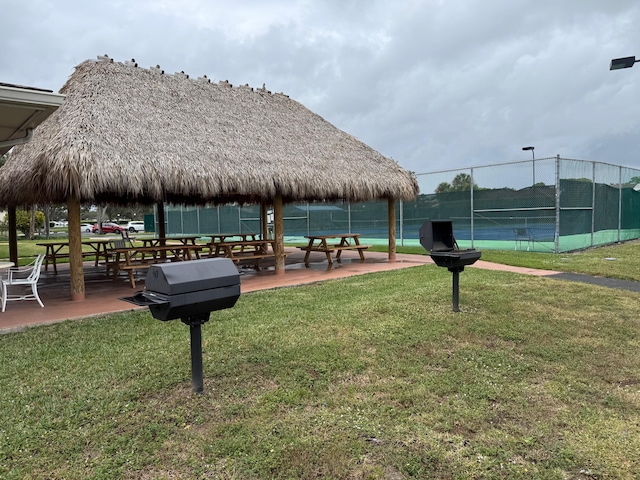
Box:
373 239 640 282
2 253 640 478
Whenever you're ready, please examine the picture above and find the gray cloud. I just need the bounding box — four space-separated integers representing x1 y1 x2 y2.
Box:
3 0 640 174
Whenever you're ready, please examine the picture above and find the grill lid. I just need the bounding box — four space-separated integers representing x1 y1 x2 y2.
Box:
145 258 240 296
419 220 457 251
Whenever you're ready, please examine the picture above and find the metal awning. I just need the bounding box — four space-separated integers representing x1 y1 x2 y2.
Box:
0 82 64 155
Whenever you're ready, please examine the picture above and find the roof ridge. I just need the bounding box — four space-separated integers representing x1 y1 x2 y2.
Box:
92 54 279 97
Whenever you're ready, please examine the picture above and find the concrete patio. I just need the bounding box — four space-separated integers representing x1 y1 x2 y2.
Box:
0 248 565 334
0 250 433 333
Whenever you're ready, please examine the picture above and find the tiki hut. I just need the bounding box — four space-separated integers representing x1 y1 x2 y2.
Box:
0 55 418 300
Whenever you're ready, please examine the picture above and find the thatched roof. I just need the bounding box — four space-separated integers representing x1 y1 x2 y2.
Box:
0 56 418 207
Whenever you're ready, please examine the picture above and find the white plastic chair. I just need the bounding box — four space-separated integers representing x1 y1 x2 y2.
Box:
1 254 46 312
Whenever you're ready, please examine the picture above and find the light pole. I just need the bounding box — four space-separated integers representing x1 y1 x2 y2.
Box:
610 56 639 70
523 146 535 186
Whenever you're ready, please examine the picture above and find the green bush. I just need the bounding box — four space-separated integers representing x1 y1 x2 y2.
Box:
15 209 45 235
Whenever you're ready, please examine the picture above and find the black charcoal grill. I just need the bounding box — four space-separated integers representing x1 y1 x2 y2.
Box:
121 258 240 393
419 220 481 312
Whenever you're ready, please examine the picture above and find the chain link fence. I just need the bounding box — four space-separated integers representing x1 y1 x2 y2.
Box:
162 156 640 253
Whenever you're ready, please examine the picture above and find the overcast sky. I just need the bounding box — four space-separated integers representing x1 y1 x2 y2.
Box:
3 0 640 179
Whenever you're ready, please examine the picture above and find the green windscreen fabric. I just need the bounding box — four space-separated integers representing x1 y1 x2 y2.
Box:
161 158 640 252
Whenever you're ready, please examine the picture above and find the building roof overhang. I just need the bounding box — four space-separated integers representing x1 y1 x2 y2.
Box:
0 82 65 156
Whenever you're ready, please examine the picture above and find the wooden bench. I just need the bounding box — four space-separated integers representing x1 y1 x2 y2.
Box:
335 244 371 256
210 239 281 269
113 260 153 288
299 244 370 260
236 252 287 268
299 243 371 251
44 250 99 264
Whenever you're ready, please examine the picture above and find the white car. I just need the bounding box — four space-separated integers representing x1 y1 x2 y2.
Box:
80 223 93 232
127 221 145 233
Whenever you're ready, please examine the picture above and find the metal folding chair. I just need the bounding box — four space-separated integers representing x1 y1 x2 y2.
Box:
514 228 534 251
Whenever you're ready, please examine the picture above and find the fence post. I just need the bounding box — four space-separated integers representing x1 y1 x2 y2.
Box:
591 161 596 247
554 155 560 253
618 166 622 243
157 202 166 239
260 202 269 240
470 168 475 249
388 198 396 262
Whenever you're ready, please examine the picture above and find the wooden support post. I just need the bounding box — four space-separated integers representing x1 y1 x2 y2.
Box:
67 196 85 301
388 198 396 262
260 202 269 239
8 206 18 266
273 194 285 274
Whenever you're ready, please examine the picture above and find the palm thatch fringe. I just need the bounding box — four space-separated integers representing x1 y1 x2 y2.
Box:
0 55 418 207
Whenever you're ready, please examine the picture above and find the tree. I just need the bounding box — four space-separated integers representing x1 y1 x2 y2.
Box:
47 204 69 222
15 209 45 237
95 205 109 234
451 173 476 191
435 173 478 193
435 182 452 193
107 205 154 222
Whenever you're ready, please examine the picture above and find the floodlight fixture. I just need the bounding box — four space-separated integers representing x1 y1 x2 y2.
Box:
522 146 535 159
610 56 638 70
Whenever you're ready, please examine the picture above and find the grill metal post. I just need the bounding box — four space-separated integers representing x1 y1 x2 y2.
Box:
183 313 210 394
190 324 204 393
451 268 460 312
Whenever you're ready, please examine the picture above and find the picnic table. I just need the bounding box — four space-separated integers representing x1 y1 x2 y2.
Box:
136 235 202 247
204 233 261 257
211 239 278 269
111 244 204 287
297 234 371 266
36 239 111 274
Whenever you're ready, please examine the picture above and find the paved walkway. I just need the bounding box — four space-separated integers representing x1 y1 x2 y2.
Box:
1 249 635 334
